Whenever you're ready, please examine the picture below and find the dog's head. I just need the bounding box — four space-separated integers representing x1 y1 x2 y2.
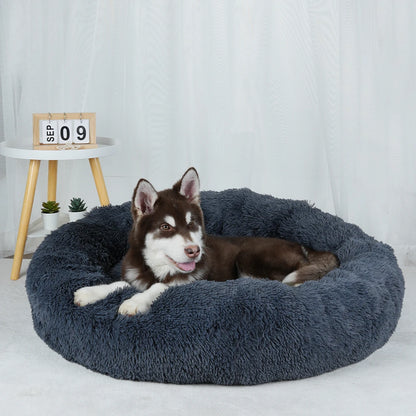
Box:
131 167 205 281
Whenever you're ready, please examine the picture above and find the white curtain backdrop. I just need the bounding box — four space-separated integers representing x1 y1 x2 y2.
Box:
0 0 415 263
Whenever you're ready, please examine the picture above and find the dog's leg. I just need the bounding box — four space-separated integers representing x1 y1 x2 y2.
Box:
236 248 290 282
74 281 130 306
118 282 168 315
282 264 327 286
283 251 339 286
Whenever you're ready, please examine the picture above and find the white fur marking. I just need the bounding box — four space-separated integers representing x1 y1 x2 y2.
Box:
143 228 203 281
74 281 130 306
239 273 256 279
118 282 168 315
124 267 140 284
168 275 197 287
123 267 148 291
185 211 192 224
189 227 203 247
164 215 176 228
130 278 149 292
282 271 298 285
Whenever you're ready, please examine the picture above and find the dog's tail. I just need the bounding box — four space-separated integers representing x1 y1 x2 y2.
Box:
283 248 339 286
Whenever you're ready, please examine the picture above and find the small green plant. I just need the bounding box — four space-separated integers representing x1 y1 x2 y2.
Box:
68 197 87 213
41 201 60 214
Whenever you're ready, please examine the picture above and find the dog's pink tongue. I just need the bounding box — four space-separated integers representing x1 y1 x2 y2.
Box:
177 261 196 272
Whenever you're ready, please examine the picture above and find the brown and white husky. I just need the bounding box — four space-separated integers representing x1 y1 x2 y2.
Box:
74 168 338 315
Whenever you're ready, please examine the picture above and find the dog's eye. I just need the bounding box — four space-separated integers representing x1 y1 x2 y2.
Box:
187 218 200 230
160 223 172 232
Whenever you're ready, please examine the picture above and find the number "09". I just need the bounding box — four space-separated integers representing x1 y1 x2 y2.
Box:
57 120 90 144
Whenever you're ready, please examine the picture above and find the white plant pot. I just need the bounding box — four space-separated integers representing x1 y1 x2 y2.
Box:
42 212 60 231
68 211 86 222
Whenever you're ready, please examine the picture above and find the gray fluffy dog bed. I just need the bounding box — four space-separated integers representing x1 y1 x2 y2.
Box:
26 189 404 385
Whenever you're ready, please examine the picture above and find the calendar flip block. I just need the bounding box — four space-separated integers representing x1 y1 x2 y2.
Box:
73 119 90 144
40 120 58 144
57 119 73 144
33 113 96 150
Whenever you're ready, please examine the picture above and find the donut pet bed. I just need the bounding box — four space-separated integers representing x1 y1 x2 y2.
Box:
26 189 404 385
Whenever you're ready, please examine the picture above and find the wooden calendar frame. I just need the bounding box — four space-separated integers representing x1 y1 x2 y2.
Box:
33 112 97 150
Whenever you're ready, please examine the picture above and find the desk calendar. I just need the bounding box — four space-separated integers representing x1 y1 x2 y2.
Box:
33 113 96 150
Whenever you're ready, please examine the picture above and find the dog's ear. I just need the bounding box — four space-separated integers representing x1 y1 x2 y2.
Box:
133 179 158 217
174 167 200 204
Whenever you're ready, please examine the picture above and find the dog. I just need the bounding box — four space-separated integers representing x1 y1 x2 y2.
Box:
74 167 338 315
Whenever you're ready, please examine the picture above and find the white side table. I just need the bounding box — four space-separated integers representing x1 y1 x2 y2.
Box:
0 137 118 280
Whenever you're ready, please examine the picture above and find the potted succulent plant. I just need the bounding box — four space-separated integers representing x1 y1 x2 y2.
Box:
41 200 60 231
68 197 87 222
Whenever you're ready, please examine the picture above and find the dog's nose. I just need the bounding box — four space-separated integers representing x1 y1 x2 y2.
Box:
184 245 200 259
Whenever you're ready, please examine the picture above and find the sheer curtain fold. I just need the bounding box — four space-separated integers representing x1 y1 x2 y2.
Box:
0 0 415 263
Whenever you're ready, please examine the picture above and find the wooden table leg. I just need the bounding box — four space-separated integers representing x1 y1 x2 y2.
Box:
11 159 41 280
48 160 58 201
89 158 110 206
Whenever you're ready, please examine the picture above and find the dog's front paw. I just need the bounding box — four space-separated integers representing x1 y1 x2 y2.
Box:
118 295 151 316
74 287 98 306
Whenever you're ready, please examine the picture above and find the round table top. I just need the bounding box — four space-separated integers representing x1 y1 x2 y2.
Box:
0 137 117 160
